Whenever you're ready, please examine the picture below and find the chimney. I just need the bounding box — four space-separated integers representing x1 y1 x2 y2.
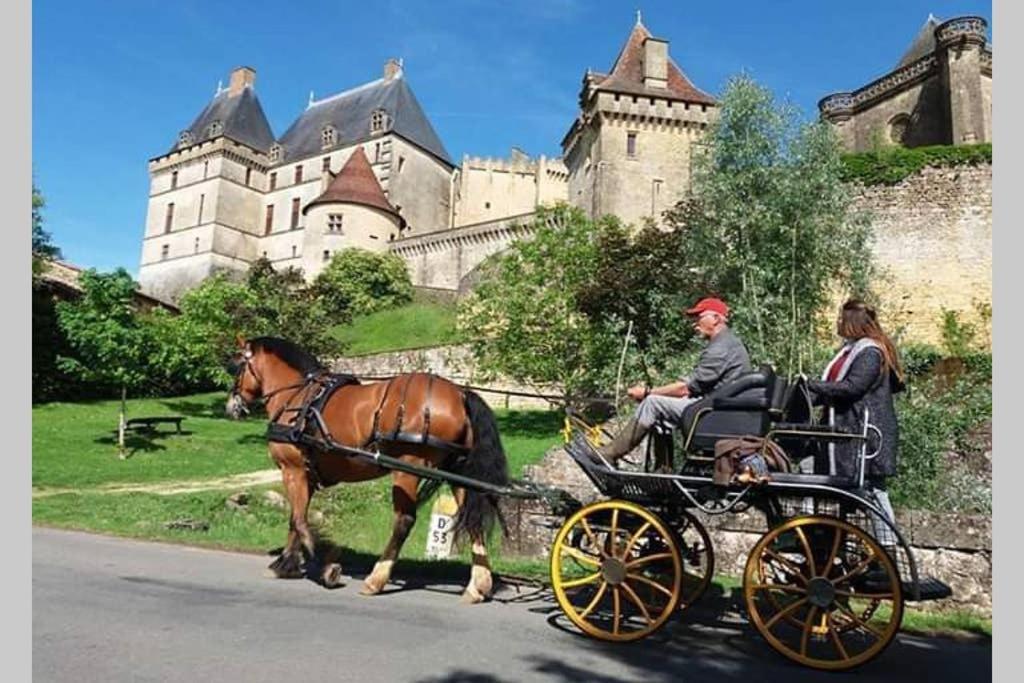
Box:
642 37 668 89
228 66 256 96
384 58 403 80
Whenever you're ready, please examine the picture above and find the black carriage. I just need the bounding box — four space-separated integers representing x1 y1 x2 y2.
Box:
553 366 952 671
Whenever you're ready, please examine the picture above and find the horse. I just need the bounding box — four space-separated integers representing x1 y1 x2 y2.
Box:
224 335 509 603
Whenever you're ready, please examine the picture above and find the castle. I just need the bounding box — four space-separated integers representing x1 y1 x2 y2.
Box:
139 15 992 339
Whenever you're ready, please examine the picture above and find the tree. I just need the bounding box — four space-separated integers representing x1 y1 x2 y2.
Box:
664 74 873 372
32 184 61 277
457 204 622 403
313 248 413 322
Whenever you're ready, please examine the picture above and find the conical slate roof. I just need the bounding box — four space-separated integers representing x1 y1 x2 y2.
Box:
172 87 275 153
895 14 942 69
275 73 451 166
592 21 715 104
303 147 402 223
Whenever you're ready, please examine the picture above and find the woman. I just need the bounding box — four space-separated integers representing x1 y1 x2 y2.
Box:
808 299 905 541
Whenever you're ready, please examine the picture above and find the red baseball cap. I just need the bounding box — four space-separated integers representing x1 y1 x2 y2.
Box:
686 297 729 318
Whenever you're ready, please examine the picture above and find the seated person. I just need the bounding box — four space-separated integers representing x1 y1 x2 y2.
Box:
595 297 752 465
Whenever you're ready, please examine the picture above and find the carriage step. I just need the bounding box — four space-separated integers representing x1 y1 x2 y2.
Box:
905 576 953 602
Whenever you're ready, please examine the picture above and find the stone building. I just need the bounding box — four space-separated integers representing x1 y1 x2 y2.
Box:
819 15 992 151
561 16 717 228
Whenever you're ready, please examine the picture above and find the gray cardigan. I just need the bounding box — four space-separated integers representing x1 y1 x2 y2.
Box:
683 327 752 397
808 347 903 481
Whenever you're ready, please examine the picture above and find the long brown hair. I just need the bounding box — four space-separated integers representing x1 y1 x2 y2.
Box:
837 299 904 383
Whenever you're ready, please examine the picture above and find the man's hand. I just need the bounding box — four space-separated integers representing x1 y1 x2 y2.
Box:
626 384 648 402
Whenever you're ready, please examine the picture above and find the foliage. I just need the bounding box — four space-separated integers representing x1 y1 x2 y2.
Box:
313 248 413 322
32 184 61 277
330 302 461 356
458 204 623 402
939 308 978 358
663 74 873 373
840 143 992 186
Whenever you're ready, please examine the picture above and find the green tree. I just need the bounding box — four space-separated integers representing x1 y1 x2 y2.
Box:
664 74 873 372
313 248 413 322
32 184 61 277
457 204 622 403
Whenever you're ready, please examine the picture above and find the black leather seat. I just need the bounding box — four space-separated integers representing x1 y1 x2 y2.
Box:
679 367 777 453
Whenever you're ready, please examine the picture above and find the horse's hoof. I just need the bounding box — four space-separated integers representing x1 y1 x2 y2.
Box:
321 563 345 589
359 581 384 596
266 555 304 579
460 587 486 604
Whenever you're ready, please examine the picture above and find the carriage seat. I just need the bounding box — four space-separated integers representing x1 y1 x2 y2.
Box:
679 366 780 454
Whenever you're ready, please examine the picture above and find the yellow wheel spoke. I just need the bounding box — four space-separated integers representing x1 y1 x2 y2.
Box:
620 582 653 624
626 573 675 598
625 552 673 569
832 551 877 586
578 581 608 620
824 526 844 579
622 521 652 559
610 508 620 552
763 550 809 585
835 601 885 639
561 571 603 589
612 587 622 636
765 597 809 631
560 546 601 568
795 526 816 576
580 518 606 558
748 583 806 595
800 605 818 657
827 613 851 660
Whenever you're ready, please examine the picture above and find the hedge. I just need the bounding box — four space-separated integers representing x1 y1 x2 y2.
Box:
840 143 991 186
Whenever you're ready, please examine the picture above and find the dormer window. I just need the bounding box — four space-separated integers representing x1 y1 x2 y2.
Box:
205 120 223 138
321 125 337 149
370 109 388 134
269 144 282 163
178 131 194 148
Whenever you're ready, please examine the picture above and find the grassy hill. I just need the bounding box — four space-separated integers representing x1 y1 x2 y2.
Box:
330 302 462 356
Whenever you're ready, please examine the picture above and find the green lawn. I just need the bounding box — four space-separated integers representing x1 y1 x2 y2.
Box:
329 302 461 356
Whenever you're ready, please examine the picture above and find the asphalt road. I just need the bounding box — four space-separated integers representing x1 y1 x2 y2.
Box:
33 528 991 682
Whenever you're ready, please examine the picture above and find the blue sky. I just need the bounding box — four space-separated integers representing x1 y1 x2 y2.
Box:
33 0 992 275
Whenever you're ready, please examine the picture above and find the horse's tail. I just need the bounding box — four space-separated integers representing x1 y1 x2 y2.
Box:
451 390 509 544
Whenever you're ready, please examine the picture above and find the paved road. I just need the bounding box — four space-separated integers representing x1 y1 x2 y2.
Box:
33 528 990 682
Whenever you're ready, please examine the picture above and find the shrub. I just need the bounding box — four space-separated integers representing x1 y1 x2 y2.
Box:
840 143 991 186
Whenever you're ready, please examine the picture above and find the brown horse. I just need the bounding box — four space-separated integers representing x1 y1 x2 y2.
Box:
224 336 508 603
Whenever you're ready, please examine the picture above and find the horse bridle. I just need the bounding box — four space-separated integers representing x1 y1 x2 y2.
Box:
228 346 316 419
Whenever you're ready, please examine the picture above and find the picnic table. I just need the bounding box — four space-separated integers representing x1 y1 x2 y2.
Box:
124 416 186 434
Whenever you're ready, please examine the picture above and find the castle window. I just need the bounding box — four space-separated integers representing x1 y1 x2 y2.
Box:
889 114 911 145
198 194 205 223
327 213 343 233
371 109 387 134
321 125 337 149
265 205 274 235
390 234 395 241
290 198 300 229
262 251 267 259
485 202 491 210
206 120 223 138
171 170 178 189
194 237 200 254
322 157 331 172
178 131 193 148
161 244 169 260
245 167 252 186
397 156 405 174
269 144 282 163
627 132 637 158
294 165 303 184
269 172 277 191
374 143 381 163
203 161 209 178
164 203 174 233
370 234 379 240
323 250 330 262
291 245 297 258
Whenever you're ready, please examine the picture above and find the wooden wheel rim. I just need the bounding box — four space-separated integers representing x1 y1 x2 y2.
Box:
672 510 714 610
550 500 683 642
743 516 903 671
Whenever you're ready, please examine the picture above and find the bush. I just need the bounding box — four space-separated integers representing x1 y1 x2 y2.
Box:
840 143 991 186
313 248 413 322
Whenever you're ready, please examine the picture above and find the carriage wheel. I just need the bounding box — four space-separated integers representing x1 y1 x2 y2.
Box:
671 510 714 610
743 516 903 671
550 500 682 642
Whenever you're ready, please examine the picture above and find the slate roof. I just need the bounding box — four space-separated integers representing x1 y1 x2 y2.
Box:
172 87 275 154
303 146 403 225
591 21 715 105
896 15 942 69
275 74 452 167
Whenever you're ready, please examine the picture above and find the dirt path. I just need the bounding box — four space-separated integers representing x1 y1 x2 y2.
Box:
32 469 281 498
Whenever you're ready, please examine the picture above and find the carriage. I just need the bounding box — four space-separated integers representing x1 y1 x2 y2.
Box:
228 337 953 673
550 365 953 671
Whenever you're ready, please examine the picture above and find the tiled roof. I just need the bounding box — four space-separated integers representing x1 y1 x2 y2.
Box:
303 146 403 224
173 87 275 153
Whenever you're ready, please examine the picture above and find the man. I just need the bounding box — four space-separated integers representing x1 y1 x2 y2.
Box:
595 297 752 464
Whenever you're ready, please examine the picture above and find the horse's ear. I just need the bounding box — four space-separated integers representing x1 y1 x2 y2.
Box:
235 333 246 349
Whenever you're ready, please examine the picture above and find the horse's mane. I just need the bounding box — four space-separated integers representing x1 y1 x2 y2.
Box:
249 337 325 375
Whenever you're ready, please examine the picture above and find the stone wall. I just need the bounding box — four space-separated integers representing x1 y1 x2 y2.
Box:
854 163 991 345
501 442 992 616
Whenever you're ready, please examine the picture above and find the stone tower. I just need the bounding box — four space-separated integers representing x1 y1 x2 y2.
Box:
139 67 275 303
819 15 991 151
561 16 716 228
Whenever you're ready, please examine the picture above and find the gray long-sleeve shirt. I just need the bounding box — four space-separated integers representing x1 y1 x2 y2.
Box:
682 326 752 397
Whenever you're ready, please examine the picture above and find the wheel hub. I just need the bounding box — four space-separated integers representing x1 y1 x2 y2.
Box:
600 557 627 585
807 577 837 608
